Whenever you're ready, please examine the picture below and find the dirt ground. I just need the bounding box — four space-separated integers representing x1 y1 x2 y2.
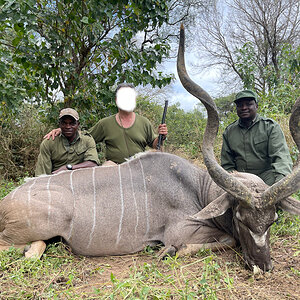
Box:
61 235 300 299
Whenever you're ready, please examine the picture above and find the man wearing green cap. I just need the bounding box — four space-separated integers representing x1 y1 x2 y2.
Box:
221 89 293 186
35 108 100 176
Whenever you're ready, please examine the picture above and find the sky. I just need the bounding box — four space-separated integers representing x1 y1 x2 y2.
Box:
161 54 221 112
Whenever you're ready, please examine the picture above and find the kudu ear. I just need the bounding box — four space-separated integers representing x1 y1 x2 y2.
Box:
192 193 232 220
278 196 300 216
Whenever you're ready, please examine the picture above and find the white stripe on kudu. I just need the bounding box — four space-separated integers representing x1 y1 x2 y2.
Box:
138 158 149 236
87 168 97 248
67 170 76 240
47 176 52 228
128 163 139 237
10 184 21 199
27 178 37 227
116 165 125 245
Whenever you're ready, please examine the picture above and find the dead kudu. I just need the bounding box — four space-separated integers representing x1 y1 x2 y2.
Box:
1 27 300 272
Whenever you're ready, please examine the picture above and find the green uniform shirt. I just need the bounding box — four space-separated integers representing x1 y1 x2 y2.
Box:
88 113 158 164
35 132 100 176
221 114 293 185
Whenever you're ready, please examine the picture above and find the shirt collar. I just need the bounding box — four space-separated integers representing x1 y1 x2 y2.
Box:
238 114 260 129
60 131 80 145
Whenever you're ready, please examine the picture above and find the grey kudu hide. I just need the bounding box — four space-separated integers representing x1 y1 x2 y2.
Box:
1 26 300 272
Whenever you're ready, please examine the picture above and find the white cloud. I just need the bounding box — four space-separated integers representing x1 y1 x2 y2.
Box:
162 54 221 111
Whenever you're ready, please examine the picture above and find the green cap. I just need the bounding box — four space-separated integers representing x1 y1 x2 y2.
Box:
234 90 258 103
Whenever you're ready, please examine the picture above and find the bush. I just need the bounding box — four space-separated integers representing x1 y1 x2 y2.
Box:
1 95 297 180
136 98 207 162
0 105 52 180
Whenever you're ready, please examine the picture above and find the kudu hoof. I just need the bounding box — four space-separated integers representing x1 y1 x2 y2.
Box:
156 245 177 260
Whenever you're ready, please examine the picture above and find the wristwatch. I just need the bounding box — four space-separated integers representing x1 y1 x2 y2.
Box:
66 164 73 170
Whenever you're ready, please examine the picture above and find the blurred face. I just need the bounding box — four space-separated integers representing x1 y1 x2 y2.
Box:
116 87 137 112
235 98 258 121
59 116 79 141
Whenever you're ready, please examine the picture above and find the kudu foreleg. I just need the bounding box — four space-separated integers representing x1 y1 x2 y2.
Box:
157 236 236 260
177 236 236 257
24 241 46 259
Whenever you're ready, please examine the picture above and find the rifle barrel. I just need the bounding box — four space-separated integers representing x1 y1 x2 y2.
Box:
157 100 168 150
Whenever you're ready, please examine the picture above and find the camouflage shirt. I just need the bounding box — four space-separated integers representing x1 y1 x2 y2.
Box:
221 114 293 185
35 132 99 176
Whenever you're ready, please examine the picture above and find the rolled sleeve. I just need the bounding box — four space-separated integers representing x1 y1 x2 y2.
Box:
268 124 293 178
221 132 236 172
88 120 105 144
35 140 53 176
146 124 158 148
83 136 100 165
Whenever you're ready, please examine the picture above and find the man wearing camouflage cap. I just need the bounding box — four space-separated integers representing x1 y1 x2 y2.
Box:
221 89 292 186
35 108 99 176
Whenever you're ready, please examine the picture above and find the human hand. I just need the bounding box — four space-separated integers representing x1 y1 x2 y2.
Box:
44 128 61 140
158 124 168 137
52 165 68 174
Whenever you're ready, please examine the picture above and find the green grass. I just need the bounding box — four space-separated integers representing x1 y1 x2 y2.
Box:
0 245 234 299
1 179 300 299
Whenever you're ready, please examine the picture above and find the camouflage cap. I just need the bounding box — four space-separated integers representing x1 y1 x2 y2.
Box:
59 108 79 121
234 90 258 103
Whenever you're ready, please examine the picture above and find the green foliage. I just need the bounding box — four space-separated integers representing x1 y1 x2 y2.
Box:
0 0 173 124
235 41 300 110
258 44 300 114
215 94 235 119
101 254 233 299
0 95 207 180
235 42 257 89
0 104 52 180
271 210 300 238
0 178 22 199
0 242 80 299
136 98 206 160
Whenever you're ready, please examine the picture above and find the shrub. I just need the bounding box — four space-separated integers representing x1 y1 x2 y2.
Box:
0 105 52 180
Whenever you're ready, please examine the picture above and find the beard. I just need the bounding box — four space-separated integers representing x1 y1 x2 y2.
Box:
116 87 137 112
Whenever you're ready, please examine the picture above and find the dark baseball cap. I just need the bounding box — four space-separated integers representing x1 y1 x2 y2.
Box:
234 90 258 103
59 108 79 121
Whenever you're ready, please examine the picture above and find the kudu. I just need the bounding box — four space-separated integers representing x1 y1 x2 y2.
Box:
0 26 300 272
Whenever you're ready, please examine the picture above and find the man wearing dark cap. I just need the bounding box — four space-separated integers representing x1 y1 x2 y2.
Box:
221 89 293 186
35 108 99 176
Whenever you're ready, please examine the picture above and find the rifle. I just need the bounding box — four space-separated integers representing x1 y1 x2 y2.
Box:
156 100 168 150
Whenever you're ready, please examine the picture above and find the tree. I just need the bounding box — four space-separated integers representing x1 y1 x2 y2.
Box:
0 0 213 124
193 0 300 95
0 0 174 121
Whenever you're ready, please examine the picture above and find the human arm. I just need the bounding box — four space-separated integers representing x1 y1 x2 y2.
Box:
35 141 53 176
152 123 168 149
52 134 99 174
220 132 237 172
52 160 97 174
87 120 105 144
44 128 61 140
268 123 293 182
